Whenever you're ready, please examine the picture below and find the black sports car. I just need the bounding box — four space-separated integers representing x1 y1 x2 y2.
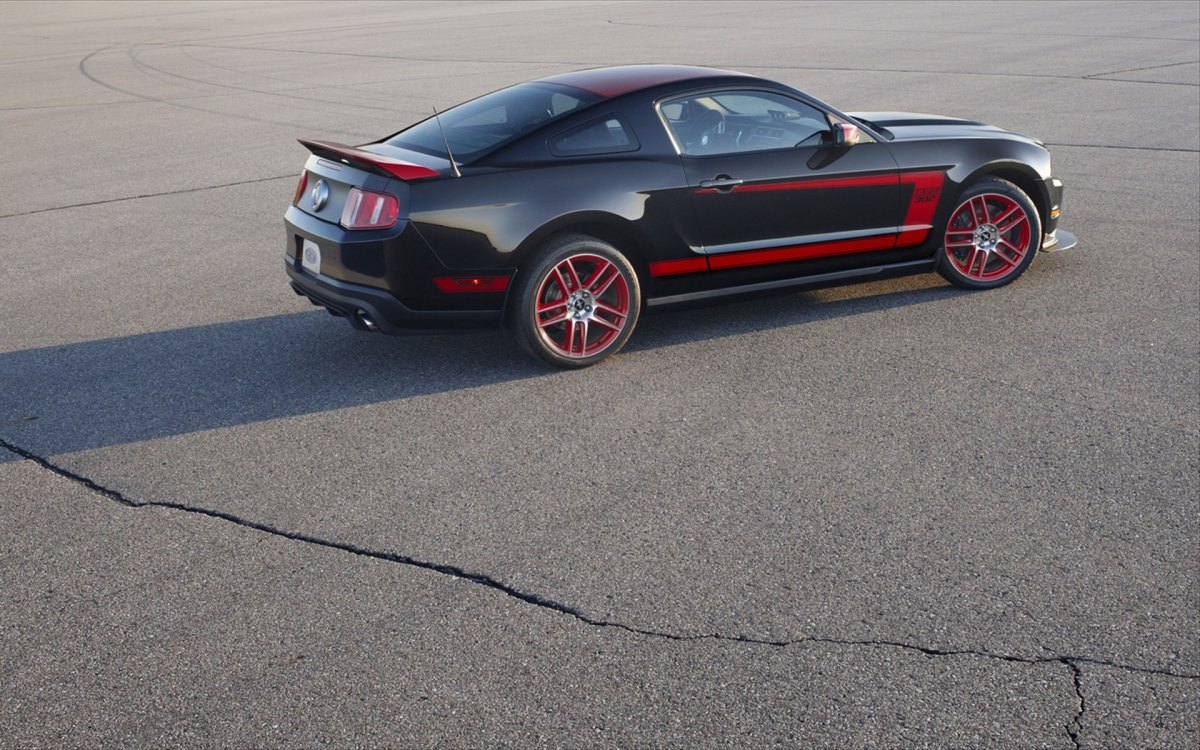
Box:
284 65 1076 367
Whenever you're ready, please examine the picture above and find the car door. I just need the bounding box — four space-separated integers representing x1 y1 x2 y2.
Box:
660 89 904 272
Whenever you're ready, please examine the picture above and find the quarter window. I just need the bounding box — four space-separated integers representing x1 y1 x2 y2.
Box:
659 90 833 156
549 115 639 157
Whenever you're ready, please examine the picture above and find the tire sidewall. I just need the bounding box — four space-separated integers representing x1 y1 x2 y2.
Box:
511 234 641 368
937 178 1042 290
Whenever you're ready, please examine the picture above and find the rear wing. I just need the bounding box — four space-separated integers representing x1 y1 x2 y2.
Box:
298 139 442 181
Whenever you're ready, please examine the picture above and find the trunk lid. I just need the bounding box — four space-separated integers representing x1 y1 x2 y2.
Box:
292 141 452 225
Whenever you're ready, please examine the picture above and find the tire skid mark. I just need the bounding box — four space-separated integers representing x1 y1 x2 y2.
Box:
171 42 1200 88
125 41 437 114
77 44 371 138
603 18 1200 44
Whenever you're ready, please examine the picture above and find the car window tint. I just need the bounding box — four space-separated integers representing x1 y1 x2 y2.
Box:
660 90 831 156
549 116 639 156
386 82 600 163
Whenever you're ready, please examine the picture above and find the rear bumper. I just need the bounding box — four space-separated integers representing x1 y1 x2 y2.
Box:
286 257 502 333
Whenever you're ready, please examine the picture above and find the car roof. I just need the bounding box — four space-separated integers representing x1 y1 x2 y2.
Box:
535 65 759 99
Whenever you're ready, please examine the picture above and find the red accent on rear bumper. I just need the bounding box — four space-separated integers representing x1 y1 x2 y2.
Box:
433 276 511 293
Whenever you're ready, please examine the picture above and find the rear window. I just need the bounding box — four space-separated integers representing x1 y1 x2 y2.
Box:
386 82 600 163
549 115 639 156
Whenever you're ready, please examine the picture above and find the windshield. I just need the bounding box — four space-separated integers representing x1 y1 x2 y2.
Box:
386 82 600 163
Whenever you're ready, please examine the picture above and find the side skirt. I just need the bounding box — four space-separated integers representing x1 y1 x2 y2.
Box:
644 258 937 308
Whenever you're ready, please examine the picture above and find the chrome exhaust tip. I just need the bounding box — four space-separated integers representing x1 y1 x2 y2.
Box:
355 310 378 331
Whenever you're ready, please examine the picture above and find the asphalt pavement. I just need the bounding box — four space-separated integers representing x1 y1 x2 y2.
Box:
1 1 1197 748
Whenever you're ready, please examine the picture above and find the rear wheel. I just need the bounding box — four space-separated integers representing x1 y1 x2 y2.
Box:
511 234 641 368
937 178 1041 289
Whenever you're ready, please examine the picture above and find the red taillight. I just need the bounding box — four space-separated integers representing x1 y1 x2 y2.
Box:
292 170 308 206
340 187 399 230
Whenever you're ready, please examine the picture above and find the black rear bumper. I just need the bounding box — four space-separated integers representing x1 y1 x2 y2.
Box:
286 258 503 333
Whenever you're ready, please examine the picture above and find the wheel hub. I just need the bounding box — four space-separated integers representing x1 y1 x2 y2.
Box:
569 290 595 320
974 223 1000 252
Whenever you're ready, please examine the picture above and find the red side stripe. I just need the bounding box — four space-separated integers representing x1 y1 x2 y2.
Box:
896 171 945 247
695 173 898 195
658 170 946 276
707 235 897 270
650 257 709 277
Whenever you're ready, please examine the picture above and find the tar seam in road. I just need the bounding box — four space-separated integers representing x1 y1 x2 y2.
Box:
0 175 296 220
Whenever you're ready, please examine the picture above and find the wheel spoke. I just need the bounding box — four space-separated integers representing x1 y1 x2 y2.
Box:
593 300 627 318
590 315 623 333
537 299 567 314
967 248 984 278
538 312 569 329
562 319 577 354
991 204 1020 228
946 238 974 248
972 196 990 225
994 246 1021 267
997 213 1028 233
552 268 572 297
577 319 590 355
592 267 619 296
582 259 612 291
998 238 1026 257
561 258 581 291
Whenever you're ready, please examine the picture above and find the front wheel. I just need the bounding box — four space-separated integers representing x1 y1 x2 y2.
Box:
510 234 641 368
937 177 1042 289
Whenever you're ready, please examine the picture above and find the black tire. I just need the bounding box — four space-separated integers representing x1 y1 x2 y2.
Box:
937 177 1042 290
510 234 641 368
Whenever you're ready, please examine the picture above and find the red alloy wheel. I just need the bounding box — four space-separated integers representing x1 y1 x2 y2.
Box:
943 193 1032 283
533 253 631 358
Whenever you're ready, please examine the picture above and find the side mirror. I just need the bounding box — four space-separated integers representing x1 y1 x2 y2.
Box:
832 123 861 148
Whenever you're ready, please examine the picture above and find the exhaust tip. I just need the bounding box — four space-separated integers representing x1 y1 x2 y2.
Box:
355 309 378 331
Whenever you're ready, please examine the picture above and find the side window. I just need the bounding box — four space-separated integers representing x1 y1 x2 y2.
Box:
548 115 639 157
659 90 833 156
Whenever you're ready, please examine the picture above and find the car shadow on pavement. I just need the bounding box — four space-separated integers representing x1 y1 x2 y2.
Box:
1 278 959 458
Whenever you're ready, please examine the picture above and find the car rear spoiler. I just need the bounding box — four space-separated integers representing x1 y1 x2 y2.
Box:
298 139 442 181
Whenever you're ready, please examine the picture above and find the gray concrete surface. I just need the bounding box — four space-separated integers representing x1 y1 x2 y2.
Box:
1 1 1196 747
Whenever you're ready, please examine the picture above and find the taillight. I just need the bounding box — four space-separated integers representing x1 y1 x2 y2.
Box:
340 187 399 230
292 170 308 206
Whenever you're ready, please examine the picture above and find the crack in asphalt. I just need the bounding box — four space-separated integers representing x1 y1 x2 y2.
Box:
0 174 295 220
1067 661 1086 750
3 436 1197 747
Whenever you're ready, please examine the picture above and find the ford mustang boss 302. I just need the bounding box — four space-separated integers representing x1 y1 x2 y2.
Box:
285 65 1075 367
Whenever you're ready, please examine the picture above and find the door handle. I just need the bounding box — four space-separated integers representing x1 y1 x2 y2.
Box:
698 176 743 191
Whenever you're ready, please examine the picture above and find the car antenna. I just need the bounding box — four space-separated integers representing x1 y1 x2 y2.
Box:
432 106 462 178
